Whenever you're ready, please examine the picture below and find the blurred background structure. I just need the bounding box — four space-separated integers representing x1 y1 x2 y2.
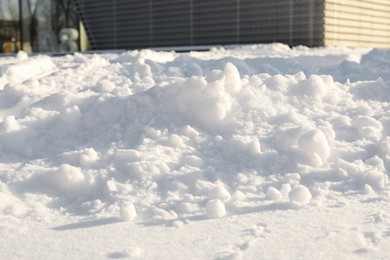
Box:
0 0 87 53
0 0 389 53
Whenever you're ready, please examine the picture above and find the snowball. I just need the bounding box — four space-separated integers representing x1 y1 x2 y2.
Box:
289 185 312 204
363 184 374 195
120 202 137 222
224 63 241 93
209 185 231 202
298 129 330 162
265 186 283 200
206 199 226 219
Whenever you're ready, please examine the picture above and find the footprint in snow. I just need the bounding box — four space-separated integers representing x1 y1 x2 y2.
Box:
354 230 381 255
214 222 270 260
107 247 143 259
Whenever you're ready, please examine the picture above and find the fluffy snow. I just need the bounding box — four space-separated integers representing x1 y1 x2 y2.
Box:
1 43 390 259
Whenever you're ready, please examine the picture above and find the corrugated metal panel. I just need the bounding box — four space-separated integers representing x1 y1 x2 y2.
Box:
153 0 192 47
192 0 238 45
239 0 324 46
75 0 390 49
75 0 325 50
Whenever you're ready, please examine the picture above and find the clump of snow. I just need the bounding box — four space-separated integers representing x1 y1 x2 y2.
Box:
120 202 137 222
297 129 330 166
224 63 242 93
5 55 56 84
280 183 292 198
353 115 382 141
46 164 87 195
209 183 231 202
16 50 28 61
265 186 283 201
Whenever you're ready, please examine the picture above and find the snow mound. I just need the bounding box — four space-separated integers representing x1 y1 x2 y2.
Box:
0 43 389 228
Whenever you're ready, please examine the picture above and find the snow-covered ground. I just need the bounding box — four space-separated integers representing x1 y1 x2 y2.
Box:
1 43 390 259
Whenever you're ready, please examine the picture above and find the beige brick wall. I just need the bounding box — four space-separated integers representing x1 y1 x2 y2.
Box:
324 0 390 48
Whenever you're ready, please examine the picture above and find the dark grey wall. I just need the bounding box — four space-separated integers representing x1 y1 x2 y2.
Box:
75 0 324 50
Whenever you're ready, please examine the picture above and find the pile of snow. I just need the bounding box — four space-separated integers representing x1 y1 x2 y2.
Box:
0 44 390 258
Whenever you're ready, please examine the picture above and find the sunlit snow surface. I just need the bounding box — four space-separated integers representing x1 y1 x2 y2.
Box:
1 44 390 259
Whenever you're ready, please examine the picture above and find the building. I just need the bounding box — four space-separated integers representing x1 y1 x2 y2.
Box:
323 0 390 48
74 0 390 50
0 0 82 53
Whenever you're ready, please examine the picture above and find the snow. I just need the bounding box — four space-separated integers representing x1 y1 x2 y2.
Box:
206 199 226 219
0 44 390 259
